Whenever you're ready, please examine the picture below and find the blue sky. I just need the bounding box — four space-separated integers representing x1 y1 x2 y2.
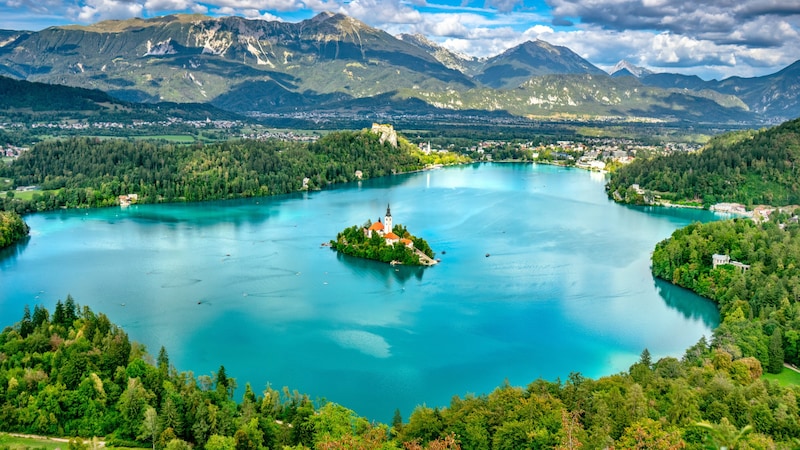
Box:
1 0 799 80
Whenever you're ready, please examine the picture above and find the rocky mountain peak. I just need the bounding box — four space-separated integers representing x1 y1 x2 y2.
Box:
610 60 653 78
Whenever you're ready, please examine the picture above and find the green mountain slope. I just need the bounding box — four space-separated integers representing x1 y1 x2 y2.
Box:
475 40 606 89
0 75 238 122
606 117 800 206
0 13 474 110
406 74 750 122
641 61 800 124
1 13 795 124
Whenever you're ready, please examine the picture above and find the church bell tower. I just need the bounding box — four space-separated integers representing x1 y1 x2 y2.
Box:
384 204 393 235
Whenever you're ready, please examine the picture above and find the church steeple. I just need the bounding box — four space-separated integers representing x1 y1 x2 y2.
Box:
384 203 393 235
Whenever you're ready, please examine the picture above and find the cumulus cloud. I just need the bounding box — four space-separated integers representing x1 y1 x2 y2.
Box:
144 0 193 12
4 0 66 14
1 0 798 79
336 0 423 24
483 0 523 13
72 0 144 22
204 0 302 11
242 8 281 20
546 0 800 49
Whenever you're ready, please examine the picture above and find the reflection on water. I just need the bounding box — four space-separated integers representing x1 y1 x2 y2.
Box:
654 277 720 329
0 235 30 268
335 250 426 284
0 163 722 422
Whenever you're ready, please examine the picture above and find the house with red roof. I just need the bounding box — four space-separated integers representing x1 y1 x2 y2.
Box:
363 204 413 248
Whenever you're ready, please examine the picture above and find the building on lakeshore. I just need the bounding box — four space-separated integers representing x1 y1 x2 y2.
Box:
712 253 750 272
118 193 139 207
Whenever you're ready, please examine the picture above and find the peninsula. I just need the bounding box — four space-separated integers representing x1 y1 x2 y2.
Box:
0 211 29 249
330 204 436 266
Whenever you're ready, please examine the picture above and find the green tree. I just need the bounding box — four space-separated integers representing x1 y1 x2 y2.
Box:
117 377 153 439
139 406 160 450
768 328 785 374
392 408 403 435
205 435 236 450
694 418 753 450
616 418 684 449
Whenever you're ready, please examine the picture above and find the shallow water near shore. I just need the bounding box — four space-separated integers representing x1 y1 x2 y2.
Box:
0 163 720 422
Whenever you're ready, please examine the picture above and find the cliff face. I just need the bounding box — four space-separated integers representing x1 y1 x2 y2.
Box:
371 123 398 147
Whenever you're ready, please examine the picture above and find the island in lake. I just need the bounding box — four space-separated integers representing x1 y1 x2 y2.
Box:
330 204 437 266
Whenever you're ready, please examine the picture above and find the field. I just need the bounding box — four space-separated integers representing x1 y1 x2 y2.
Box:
130 134 197 143
0 434 139 450
2 189 60 201
0 433 75 450
763 366 800 386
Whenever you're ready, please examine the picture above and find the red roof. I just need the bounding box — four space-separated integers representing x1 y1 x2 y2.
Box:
368 221 384 231
384 232 399 240
400 238 412 244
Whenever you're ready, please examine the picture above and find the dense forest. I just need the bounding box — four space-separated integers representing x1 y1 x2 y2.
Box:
0 211 28 249
2 297 800 449
330 222 435 266
0 75 239 123
606 118 800 207
651 216 800 373
0 130 443 214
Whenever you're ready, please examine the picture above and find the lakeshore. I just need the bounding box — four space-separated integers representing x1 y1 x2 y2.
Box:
0 163 719 422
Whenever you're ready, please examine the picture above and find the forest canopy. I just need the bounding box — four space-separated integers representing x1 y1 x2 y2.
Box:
330 222 435 266
651 216 800 374
607 118 800 207
0 211 29 249
0 129 458 214
2 298 800 449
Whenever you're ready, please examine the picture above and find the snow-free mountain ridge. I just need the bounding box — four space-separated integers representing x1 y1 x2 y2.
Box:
0 12 796 124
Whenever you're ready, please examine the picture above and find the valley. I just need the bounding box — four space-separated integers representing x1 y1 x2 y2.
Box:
1 13 798 126
1 8 800 450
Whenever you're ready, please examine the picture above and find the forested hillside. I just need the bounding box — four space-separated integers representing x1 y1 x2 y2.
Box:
0 75 238 123
651 217 800 372
0 211 28 249
2 298 800 449
606 118 800 207
0 130 446 214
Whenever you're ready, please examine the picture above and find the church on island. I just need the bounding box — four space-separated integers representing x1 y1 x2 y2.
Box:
330 204 437 266
365 204 414 249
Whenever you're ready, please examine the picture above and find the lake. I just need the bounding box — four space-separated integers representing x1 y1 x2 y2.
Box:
0 163 721 422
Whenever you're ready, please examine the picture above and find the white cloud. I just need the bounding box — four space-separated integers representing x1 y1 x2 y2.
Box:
212 5 236 14
1 0 798 79
483 0 523 13
205 0 303 11
4 0 66 14
73 0 144 22
242 9 281 20
144 0 193 12
336 0 423 24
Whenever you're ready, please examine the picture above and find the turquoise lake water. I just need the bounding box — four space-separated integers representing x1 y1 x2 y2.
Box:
0 163 721 422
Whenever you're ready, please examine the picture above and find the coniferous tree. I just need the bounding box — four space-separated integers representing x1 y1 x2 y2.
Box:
768 328 785 374
32 304 49 327
53 299 66 327
19 304 33 337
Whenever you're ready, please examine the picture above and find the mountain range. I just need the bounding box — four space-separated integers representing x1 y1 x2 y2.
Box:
0 12 797 125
